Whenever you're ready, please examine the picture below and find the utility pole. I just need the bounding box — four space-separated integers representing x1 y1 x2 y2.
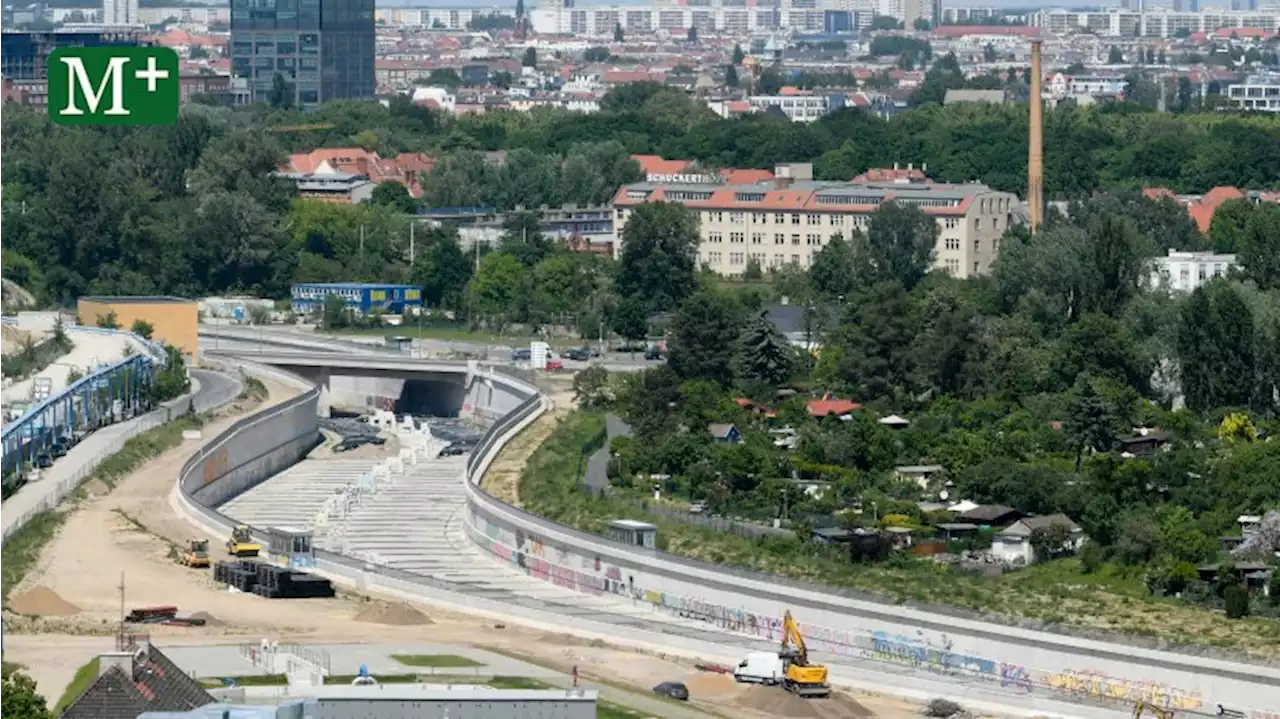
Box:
409 221 415 266
117 571 125 650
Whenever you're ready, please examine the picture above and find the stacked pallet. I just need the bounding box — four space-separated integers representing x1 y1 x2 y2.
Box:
214 560 335 599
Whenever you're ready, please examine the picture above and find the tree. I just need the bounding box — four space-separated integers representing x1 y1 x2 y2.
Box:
1224 584 1250 619
808 232 857 300
615 201 700 315
411 226 472 311
614 23 624 42
468 252 530 326
1237 202 1280 290
1108 46 1124 64
522 47 537 68
500 211 554 267
583 46 610 62
321 292 350 329
573 365 612 408
1178 282 1256 412
686 26 698 43
130 318 154 340
739 311 793 387
668 290 743 386
515 0 525 18
823 281 915 401
742 254 761 280
863 201 936 291
1065 376 1117 472
268 72 294 108
371 181 418 213
612 296 649 345
732 44 745 65
96 310 120 329
1030 522 1073 562
724 64 739 88
2 665 52 719
1209 198 1254 254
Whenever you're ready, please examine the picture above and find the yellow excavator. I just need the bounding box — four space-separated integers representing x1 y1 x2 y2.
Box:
226 525 261 558
1133 701 1176 719
780 610 831 697
178 539 211 568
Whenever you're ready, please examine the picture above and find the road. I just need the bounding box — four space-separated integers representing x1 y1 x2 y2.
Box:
0 368 239 539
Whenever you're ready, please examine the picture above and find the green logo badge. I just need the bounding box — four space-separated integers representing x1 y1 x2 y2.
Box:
47 46 179 126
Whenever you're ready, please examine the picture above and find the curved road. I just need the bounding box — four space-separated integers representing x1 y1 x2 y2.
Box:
207 347 1146 719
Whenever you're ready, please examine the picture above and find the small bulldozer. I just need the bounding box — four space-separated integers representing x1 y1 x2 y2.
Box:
226 525 261 558
178 539 211 568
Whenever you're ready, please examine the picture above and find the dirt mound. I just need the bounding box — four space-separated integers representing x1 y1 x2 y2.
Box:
736 685 822 718
189 611 225 627
353 601 432 626
685 672 737 697
1 324 30 355
8 585 82 617
823 693 874 718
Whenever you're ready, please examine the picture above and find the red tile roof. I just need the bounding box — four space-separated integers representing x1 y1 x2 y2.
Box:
852 167 932 184
283 149 434 197
806 398 862 417
615 183 974 216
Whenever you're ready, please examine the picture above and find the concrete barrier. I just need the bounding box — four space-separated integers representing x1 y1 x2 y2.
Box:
173 354 1280 718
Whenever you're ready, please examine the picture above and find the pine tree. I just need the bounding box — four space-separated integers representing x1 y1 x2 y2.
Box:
724 64 739 88
739 311 793 387
1066 376 1117 472
732 43 745 66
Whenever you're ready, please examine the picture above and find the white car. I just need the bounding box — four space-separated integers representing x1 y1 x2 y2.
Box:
733 651 785 685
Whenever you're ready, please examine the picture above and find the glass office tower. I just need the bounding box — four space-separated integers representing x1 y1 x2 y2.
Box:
229 0 374 106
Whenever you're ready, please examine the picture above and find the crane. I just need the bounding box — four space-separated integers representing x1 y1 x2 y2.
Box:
779 610 830 697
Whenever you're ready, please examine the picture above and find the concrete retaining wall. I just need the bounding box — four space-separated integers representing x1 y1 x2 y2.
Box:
182 358 321 508
459 396 1280 718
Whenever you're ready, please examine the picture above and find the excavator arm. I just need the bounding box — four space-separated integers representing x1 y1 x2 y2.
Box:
781 611 809 665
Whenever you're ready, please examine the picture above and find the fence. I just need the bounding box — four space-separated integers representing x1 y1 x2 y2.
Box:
0 367 243 545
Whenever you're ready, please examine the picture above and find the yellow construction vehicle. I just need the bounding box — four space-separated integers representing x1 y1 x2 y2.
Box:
779 610 831 697
226 525 261 558
1133 700 1176 719
178 539 211 568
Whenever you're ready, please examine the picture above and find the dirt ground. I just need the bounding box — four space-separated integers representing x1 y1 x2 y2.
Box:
3 374 927 719
481 376 576 508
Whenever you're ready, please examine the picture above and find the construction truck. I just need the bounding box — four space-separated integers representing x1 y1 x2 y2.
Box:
226 525 261 558
178 539 211 568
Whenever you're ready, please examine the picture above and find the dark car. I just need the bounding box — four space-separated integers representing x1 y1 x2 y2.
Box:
511 349 532 362
564 347 592 361
644 344 665 361
652 682 689 701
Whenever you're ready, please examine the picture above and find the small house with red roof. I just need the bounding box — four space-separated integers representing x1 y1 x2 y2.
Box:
806 395 862 419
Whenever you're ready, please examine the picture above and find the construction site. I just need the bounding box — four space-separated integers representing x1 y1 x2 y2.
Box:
1 371 927 719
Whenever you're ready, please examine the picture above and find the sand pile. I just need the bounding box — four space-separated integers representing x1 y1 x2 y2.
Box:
354 601 433 626
736 685 822 718
824 693 873 718
684 672 737 698
9 585 82 617
2 325 30 355
189 611 226 627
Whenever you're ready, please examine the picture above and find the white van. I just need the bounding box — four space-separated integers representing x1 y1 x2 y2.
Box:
733 651 785 685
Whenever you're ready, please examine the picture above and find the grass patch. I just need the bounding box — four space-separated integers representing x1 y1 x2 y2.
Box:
1 510 67 604
488 676 553 689
518 409 1280 659
391 654 483 669
53 658 99 714
79 414 205 493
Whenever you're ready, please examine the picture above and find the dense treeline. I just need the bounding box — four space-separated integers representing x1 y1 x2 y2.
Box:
2 83 1279 305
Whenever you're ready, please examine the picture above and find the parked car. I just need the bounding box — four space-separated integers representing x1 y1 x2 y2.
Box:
563 347 592 361
511 349 532 362
644 344 665 361
544 359 564 371
652 682 689 701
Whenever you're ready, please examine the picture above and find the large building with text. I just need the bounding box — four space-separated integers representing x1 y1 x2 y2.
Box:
612 164 1021 279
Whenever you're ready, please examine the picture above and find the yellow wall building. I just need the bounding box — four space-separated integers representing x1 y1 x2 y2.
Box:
77 296 200 365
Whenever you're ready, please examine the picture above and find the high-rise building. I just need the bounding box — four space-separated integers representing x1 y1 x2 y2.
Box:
103 0 139 25
229 0 374 107
1 28 143 81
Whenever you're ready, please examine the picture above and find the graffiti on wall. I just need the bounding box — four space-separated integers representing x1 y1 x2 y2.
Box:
466 513 1229 714
1046 669 1202 711
202 448 229 486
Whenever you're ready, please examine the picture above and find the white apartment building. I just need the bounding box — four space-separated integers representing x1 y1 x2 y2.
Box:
376 7 511 30
1030 9 1280 37
530 0 846 36
102 0 139 26
1226 74 1280 113
1150 250 1238 292
748 93 834 122
136 6 230 25
612 163 1020 279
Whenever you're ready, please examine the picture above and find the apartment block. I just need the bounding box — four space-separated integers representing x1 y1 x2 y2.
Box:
612 163 1021 280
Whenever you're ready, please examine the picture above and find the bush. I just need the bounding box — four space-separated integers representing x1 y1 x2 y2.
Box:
925 698 963 718
1224 584 1250 619
1078 541 1104 574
